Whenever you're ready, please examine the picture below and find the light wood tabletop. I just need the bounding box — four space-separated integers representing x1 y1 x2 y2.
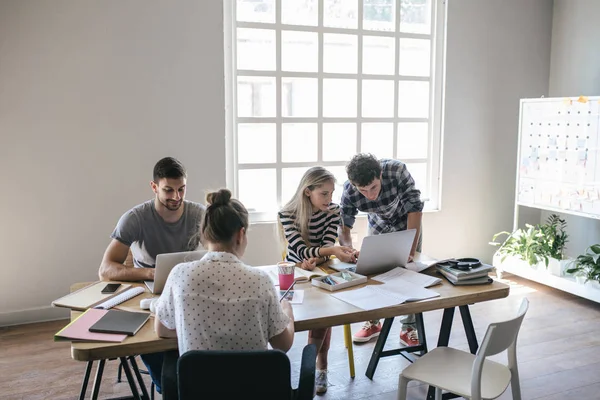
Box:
68 256 509 361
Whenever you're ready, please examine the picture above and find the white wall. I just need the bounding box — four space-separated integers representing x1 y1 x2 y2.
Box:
541 0 600 257
0 1 226 325
416 0 553 261
0 0 554 326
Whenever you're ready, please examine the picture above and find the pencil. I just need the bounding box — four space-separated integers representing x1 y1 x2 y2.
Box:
279 281 296 302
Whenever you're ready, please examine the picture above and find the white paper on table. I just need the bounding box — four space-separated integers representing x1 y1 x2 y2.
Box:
405 260 437 273
279 289 304 304
372 267 441 288
332 285 439 311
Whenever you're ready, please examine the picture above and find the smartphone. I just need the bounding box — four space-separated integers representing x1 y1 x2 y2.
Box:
101 283 121 294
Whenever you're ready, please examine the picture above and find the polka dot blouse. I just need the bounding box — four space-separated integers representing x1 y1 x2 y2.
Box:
154 251 290 355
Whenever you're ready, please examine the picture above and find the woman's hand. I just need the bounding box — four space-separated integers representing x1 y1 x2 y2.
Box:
301 257 318 271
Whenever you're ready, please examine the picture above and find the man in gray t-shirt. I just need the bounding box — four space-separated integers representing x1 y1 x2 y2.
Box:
99 157 205 282
98 157 205 396
110 199 204 269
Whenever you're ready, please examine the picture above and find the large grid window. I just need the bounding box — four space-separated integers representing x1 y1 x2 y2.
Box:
226 0 446 221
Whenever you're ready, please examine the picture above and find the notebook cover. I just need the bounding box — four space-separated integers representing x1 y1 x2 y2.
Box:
54 308 127 342
89 309 150 336
51 281 132 311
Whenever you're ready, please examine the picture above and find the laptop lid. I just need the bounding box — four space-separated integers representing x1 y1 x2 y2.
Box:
332 229 417 275
146 250 207 294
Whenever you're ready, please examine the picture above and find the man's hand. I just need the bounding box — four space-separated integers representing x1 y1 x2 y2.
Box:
334 246 359 263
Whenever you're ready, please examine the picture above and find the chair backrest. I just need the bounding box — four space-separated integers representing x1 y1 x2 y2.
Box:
177 349 294 400
471 298 529 398
477 298 529 358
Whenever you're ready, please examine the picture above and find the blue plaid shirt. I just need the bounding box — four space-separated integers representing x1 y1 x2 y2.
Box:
340 159 424 234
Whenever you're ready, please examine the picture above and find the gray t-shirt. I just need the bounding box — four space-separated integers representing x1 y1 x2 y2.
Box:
110 199 205 269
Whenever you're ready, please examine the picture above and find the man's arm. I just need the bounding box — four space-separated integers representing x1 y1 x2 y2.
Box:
98 239 154 282
338 225 354 247
407 211 422 259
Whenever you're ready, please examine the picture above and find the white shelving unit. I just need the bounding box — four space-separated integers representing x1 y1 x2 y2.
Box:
494 96 600 303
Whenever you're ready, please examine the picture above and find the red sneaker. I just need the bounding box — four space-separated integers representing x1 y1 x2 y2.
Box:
352 321 382 343
400 327 420 347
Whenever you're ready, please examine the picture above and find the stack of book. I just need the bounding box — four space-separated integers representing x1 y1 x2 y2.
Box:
436 262 495 286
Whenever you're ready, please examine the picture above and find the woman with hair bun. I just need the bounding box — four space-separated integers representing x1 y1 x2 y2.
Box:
154 188 295 357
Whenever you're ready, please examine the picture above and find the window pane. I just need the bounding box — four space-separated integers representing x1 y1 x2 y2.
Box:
282 31 318 72
397 122 428 159
324 0 358 29
238 169 277 212
400 0 432 34
399 38 431 77
237 76 276 117
404 162 427 195
327 165 349 205
363 0 395 32
281 167 311 204
362 80 394 117
323 123 357 161
236 0 275 23
398 81 429 118
323 79 357 117
282 0 318 26
237 123 276 164
237 28 275 71
324 34 358 74
361 123 394 158
363 36 395 75
282 77 318 117
282 123 318 162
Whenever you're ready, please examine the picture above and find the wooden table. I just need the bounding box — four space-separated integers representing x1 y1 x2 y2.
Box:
69 258 509 400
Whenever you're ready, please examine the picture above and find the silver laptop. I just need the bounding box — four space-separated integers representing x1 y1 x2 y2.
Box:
145 250 207 294
332 229 417 276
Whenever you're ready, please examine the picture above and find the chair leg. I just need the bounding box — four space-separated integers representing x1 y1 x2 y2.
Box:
343 324 355 378
397 375 409 400
435 387 442 400
510 367 522 400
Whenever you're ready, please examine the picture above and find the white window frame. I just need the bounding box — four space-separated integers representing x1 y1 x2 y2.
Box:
224 0 447 223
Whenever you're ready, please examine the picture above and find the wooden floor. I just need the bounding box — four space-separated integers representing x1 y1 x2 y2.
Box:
2 274 600 400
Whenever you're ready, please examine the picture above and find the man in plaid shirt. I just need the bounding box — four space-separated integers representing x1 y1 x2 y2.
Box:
339 153 423 346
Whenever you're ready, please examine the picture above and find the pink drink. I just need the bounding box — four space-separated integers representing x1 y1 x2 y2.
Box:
277 261 295 290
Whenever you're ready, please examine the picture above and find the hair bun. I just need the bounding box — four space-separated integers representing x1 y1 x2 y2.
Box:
206 188 232 207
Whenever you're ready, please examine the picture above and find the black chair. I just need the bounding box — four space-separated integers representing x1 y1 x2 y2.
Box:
177 344 317 400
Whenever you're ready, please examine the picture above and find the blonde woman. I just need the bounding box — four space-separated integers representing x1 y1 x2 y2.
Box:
278 166 357 394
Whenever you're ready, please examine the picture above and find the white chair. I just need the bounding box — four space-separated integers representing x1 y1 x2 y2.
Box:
397 298 529 400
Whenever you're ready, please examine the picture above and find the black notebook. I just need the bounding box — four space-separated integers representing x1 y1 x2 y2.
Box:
89 310 150 336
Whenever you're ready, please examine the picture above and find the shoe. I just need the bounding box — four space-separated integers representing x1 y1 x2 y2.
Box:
352 321 382 343
315 369 328 394
399 327 420 347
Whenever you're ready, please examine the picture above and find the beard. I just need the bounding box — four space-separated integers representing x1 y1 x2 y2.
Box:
161 199 183 211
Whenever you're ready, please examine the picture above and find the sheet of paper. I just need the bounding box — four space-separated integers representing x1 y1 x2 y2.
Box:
372 267 441 288
332 285 439 311
405 260 436 273
279 289 304 304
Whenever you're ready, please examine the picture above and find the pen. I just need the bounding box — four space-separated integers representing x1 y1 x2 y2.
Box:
279 281 296 302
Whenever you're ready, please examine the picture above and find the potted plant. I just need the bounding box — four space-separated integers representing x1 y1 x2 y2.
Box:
490 214 569 276
566 245 600 288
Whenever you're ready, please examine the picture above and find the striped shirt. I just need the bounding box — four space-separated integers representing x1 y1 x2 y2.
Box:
340 159 424 235
278 204 341 263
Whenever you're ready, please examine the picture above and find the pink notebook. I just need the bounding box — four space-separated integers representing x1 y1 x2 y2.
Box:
55 308 127 342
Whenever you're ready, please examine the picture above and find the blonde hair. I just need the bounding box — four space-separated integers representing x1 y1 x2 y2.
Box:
278 166 336 247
